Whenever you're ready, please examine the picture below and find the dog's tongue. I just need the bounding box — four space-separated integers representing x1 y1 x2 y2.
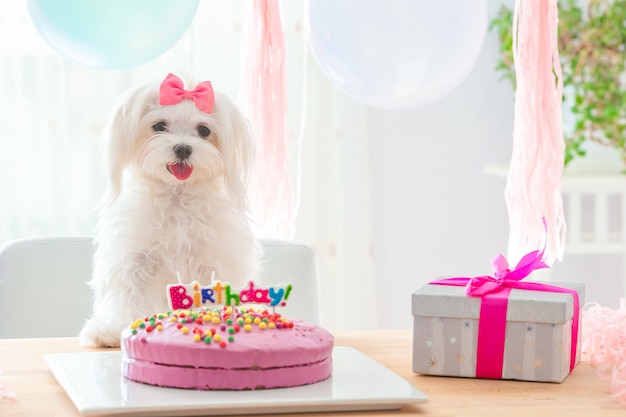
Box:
168 163 193 180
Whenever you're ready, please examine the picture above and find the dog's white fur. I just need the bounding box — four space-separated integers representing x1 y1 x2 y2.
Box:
79 75 260 347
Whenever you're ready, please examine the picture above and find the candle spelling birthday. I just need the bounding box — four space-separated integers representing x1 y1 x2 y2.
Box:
167 280 293 310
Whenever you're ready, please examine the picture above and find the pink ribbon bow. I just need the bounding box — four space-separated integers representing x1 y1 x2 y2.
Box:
159 73 215 114
463 248 548 297
432 245 580 379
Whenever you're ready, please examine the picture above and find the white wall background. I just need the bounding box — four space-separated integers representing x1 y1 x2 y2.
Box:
361 0 624 329
366 0 514 329
294 0 624 329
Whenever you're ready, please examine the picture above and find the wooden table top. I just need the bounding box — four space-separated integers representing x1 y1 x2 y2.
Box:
0 329 622 416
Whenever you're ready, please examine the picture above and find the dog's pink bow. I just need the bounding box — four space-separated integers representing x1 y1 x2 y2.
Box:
159 73 214 114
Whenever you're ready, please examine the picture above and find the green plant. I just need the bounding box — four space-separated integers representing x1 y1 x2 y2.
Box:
490 0 626 167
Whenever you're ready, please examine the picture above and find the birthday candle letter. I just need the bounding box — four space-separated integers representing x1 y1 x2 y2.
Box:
169 285 193 310
201 287 215 304
268 287 285 307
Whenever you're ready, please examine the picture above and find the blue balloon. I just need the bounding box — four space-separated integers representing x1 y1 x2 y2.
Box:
26 0 199 70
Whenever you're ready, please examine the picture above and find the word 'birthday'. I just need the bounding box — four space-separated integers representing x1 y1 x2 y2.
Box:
167 280 293 310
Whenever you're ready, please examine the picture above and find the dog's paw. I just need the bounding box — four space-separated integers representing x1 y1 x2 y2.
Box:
79 318 122 348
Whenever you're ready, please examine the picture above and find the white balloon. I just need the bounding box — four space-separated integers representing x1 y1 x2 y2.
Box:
305 0 488 110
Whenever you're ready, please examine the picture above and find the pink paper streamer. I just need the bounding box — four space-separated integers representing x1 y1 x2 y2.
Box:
0 369 15 400
506 0 566 266
582 299 626 406
241 0 295 239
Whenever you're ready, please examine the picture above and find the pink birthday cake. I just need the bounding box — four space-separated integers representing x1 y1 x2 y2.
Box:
121 281 334 390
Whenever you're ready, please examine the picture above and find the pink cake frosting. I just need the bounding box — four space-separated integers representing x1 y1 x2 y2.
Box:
121 307 334 390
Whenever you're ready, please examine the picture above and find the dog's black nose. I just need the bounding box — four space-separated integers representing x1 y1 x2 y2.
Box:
174 143 192 160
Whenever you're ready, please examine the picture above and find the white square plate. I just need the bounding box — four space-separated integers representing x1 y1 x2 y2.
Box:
45 346 427 416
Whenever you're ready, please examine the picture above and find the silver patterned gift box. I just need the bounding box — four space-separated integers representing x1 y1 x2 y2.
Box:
411 281 584 383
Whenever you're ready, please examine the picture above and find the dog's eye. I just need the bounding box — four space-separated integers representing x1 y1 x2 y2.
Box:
197 125 211 139
152 121 167 132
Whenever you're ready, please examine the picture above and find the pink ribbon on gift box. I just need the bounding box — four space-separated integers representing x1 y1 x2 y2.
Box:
431 247 580 379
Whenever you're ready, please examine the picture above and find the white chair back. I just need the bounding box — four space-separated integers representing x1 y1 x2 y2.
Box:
0 236 318 338
257 239 319 324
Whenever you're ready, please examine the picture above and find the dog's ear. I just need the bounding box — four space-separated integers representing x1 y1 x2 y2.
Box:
103 84 154 204
216 93 256 213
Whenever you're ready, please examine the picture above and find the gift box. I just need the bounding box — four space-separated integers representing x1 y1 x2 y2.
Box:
412 279 584 383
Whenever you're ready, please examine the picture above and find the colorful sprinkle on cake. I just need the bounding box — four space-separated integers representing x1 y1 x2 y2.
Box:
128 306 294 348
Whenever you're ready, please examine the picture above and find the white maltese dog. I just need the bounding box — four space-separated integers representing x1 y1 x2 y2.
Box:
80 73 261 347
